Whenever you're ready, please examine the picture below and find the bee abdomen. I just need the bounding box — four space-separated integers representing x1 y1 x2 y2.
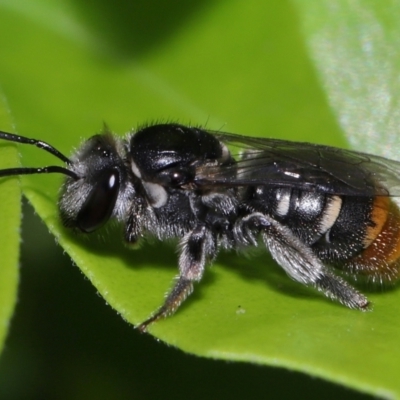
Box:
281 190 343 245
246 185 400 281
246 186 345 245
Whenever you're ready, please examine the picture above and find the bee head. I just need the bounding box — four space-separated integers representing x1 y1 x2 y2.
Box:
59 132 130 233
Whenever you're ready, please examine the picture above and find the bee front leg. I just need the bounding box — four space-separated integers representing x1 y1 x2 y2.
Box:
137 225 216 332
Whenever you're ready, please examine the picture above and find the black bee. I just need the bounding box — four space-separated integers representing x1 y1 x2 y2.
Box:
1 123 400 332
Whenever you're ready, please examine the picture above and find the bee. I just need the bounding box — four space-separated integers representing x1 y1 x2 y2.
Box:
1 123 400 332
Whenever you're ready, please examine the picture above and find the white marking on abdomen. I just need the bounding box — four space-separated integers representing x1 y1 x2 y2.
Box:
319 195 342 234
275 188 291 216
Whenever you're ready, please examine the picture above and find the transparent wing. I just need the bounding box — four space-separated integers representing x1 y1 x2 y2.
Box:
194 131 400 196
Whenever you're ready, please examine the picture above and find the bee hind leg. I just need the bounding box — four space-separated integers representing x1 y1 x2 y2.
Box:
237 212 370 310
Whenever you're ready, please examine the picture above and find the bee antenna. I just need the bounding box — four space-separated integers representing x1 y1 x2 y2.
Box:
0 166 79 180
0 130 79 180
0 130 72 165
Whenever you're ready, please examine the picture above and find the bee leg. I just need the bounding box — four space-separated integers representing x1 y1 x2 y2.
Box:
136 276 194 333
239 212 370 310
137 225 216 332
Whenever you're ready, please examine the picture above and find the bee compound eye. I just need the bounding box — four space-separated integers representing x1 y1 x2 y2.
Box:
77 169 120 233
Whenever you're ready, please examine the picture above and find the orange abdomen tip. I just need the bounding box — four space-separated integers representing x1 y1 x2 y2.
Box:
346 197 400 282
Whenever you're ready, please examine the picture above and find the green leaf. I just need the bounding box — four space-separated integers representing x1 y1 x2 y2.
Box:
0 96 21 353
0 0 398 398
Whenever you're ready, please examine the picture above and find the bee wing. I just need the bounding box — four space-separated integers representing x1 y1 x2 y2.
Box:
194 132 400 197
